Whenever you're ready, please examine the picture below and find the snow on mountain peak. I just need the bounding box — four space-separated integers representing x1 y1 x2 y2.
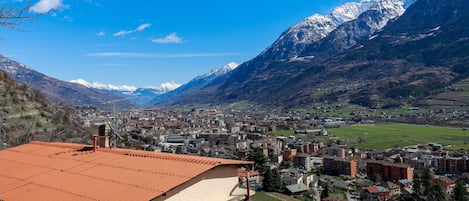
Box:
221 62 239 71
332 0 374 24
0 55 33 75
260 0 416 61
70 79 137 91
70 78 181 94
144 81 181 91
198 62 239 79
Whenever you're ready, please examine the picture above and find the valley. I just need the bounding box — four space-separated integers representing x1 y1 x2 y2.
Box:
1 0 468 200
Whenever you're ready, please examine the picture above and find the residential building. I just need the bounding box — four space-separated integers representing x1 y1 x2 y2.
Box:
361 186 390 201
433 156 469 174
323 156 357 177
327 146 346 158
366 160 413 182
238 168 260 187
282 149 297 161
293 153 312 171
0 141 253 201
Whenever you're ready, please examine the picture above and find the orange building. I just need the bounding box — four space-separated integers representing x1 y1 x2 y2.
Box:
282 149 297 161
366 160 413 182
323 156 357 177
0 141 253 201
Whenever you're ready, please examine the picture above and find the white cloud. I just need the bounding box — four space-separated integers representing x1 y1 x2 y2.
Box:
96 31 105 36
113 23 151 37
86 52 239 58
152 33 184 44
136 23 151 31
30 0 65 14
63 15 73 22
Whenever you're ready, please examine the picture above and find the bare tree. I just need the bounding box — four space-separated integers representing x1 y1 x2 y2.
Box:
0 0 37 30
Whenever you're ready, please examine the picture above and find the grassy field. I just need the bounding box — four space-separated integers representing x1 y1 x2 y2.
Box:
325 123 469 150
251 192 282 201
422 77 469 109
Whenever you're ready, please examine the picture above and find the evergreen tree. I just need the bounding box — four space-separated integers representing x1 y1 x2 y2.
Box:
428 183 447 201
262 168 274 191
422 168 433 196
454 179 468 201
413 173 422 196
249 150 267 173
272 168 283 192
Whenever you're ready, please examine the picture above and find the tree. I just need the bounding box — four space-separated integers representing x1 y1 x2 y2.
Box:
0 0 36 30
454 179 468 201
249 150 267 173
413 173 422 196
422 168 433 196
427 183 447 201
279 160 291 169
262 168 274 191
272 168 283 192
321 184 329 199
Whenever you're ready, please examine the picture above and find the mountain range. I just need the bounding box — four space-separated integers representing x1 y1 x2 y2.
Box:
69 79 180 105
149 62 239 105
153 0 469 109
0 55 135 109
1 0 467 111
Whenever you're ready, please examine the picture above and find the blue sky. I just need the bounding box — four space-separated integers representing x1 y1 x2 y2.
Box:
1 0 355 88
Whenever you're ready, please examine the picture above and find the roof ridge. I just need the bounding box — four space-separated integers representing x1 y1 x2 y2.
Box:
29 141 86 150
99 148 222 166
28 141 252 166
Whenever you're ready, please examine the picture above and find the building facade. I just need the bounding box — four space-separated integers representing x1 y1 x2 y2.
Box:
366 160 413 182
323 156 357 177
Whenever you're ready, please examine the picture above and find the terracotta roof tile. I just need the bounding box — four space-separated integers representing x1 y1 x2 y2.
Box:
0 141 253 201
366 186 379 193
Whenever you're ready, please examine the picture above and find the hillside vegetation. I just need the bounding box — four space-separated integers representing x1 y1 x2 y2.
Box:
0 70 91 148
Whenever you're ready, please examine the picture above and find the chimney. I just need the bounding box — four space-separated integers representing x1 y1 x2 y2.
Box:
93 135 97 152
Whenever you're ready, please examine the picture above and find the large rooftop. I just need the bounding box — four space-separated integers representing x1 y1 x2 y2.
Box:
0 141 252 201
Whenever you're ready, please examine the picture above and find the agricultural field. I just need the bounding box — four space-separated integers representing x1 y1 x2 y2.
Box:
421 77 469 109
326 123 469 150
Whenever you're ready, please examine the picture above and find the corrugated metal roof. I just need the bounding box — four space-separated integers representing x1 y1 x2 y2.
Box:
0 141 252 201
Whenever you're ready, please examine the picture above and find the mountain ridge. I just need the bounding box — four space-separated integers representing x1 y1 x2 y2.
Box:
155 0 468 109
0 55 135 109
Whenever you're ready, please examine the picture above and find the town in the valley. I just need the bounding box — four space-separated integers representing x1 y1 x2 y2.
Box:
69 106 469 201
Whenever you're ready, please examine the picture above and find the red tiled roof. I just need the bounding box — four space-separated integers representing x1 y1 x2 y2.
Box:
366 186 379 193
238 168 260 177
0 141 252 201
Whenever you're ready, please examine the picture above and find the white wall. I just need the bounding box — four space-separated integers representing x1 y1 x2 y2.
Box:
153 165 245 201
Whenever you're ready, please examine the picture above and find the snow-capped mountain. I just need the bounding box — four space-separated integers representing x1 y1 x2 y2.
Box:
70 79 138 92
70 79 180 94
149 62 239 105
70 79 181 105
300 0 417 56
194 62 239 80
258 0 416 61
0 55 135 108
